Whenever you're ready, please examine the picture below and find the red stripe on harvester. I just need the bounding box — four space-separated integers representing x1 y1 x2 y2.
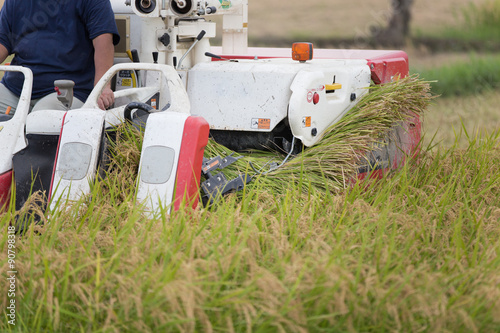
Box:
0 170 13 212
47 111 69 203
174 116 210 211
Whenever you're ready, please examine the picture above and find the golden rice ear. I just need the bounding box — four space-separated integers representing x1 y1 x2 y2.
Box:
14 190 48 233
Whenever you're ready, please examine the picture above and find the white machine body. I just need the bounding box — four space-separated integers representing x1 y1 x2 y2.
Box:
86 62 191 124
0 66 33 174
49 109 106 210
47 62 207 214
136 111 209 215
136 112 188 215
187 59 371 146
110 0 375 147
112 0 248 67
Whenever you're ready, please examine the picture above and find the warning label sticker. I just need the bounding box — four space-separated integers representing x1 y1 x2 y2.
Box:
120 78 132 87
302 116 312 128
219 0 232 9
306 85 325 103
146 92 160 110
252 118 271 130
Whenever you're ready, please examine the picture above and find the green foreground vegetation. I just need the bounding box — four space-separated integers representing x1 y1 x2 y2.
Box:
1 129 500 332
1 75 500 331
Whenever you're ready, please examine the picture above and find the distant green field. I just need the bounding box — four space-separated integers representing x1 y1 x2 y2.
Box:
410 52 500 148
415 0 500 42
412 54 500 97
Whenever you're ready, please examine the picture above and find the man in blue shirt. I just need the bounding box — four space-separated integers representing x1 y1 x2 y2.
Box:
0 0 120 113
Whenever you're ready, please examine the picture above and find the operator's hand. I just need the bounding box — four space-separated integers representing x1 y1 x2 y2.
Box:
98 87 114 110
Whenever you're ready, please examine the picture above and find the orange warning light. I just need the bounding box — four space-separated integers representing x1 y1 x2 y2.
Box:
292 43 313 62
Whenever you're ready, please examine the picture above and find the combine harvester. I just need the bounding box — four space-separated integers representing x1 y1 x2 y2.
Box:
0 0 420 219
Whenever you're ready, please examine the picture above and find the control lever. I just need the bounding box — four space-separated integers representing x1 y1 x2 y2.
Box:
54 80 75 110
204 52 239 62
128 49 140 63
126 49 142 87
204 52 222 60
176 30 206 69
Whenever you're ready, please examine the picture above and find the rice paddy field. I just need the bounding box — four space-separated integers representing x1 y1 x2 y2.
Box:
1 0 500 332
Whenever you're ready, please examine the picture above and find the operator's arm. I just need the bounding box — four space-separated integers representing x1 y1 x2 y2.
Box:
0 43 9 64
93 33 115 110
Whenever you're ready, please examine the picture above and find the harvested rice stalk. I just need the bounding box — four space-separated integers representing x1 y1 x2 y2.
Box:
206 75 433 194
100 124 144 203
105 75 432 201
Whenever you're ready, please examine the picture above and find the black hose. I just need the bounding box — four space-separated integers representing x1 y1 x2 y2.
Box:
123 102 154 123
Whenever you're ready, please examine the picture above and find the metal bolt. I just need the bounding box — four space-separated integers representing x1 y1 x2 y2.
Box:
311 128 318 136
350 93 356 101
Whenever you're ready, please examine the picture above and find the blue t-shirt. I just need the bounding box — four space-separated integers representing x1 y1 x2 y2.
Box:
0 0 120 102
